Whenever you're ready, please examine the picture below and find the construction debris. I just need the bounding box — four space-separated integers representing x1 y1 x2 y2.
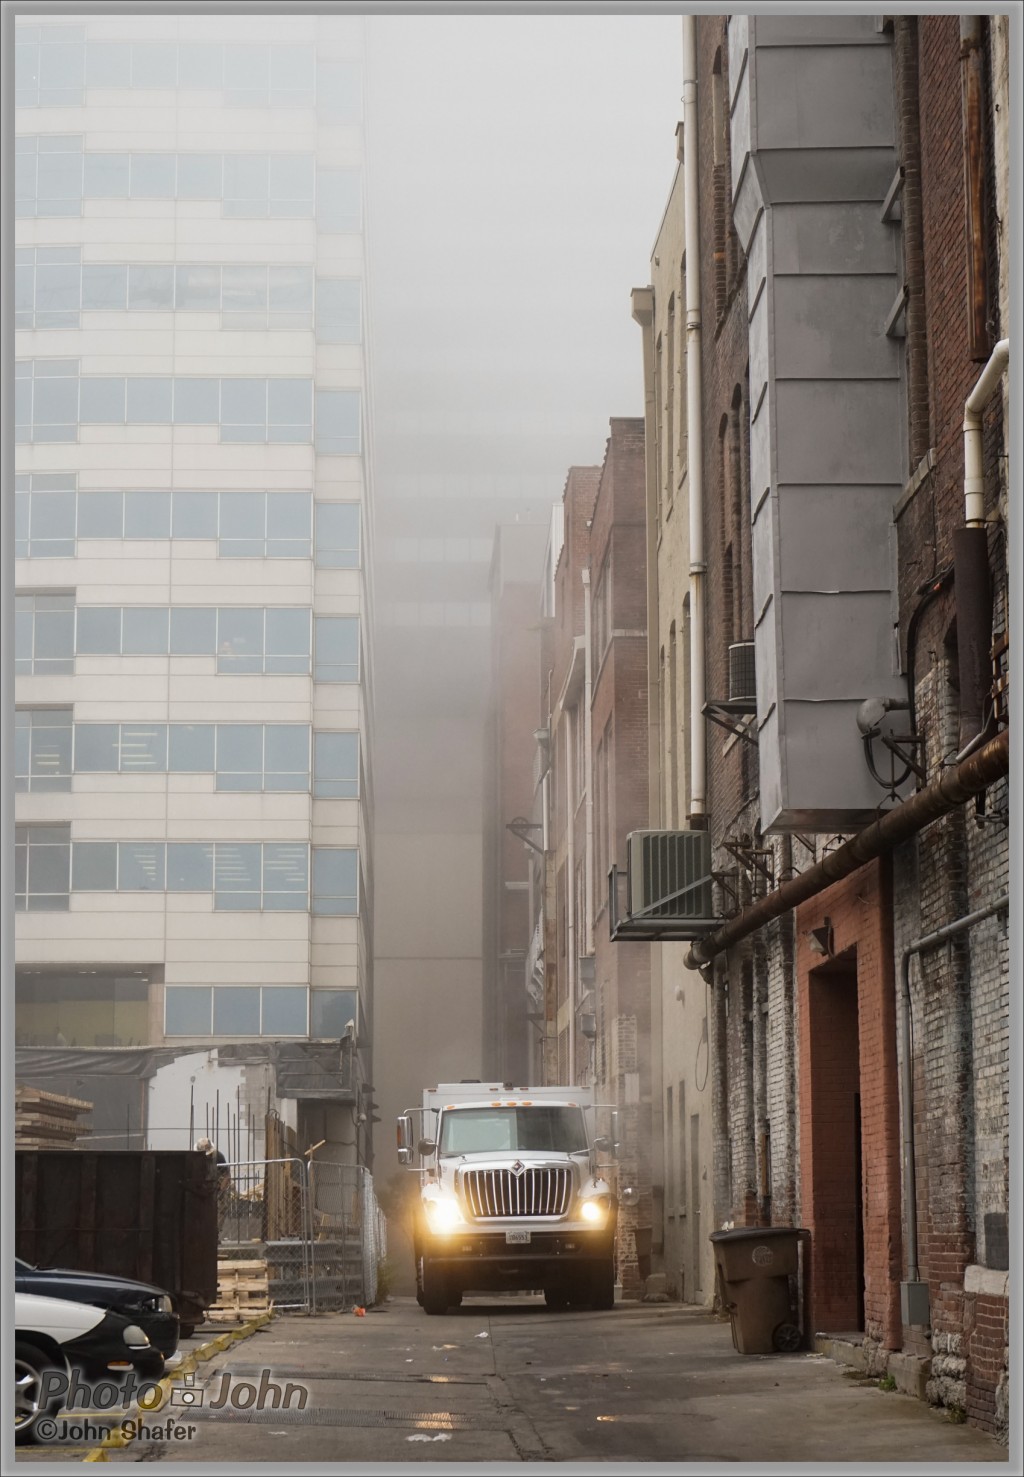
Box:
208 1258 272 1322
15 1086 92 1149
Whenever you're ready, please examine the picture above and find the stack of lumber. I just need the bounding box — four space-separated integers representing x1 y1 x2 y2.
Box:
208 1257 272 1322
15 1086 92 1148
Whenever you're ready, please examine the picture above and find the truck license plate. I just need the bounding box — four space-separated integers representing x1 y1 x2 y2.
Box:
505 1230 531 1245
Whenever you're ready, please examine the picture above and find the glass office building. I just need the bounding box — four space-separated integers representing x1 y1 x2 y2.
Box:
13 15 374 1159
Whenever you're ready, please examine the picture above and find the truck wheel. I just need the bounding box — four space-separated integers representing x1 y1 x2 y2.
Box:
590 1261 615 1311
544 1286 570 1310
421 1261 450 1316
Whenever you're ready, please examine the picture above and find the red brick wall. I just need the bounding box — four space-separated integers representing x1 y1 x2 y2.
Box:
797 859 902 1349
964 1290 1009 1433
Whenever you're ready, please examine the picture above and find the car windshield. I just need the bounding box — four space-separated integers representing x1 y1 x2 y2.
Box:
438 1105 588 1156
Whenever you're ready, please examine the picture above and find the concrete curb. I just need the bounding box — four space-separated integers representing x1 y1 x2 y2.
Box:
83 1312 274 1462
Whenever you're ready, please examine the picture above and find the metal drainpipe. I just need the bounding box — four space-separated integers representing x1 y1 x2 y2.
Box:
682 16 706 824
683 727 1009 970
900 896 1008 1285
956 338 1008 747
582 569 595 957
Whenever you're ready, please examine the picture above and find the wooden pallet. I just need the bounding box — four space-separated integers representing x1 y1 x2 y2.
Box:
208 1258 272 1321
15 1087 92 1148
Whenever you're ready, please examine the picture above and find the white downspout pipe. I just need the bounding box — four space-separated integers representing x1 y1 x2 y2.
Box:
963 338 1009 525
682 17 706 821
582 569 595 957
565 713 576 1083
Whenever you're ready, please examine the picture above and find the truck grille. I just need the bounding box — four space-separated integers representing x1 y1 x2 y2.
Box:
460 1167 572 1219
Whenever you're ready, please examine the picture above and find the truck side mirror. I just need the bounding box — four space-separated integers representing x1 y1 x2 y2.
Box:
417 1138 437 1157
397 1114 414 1165
610 1110 621 1157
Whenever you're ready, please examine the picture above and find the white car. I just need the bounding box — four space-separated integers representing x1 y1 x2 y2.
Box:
15 1291 157 1445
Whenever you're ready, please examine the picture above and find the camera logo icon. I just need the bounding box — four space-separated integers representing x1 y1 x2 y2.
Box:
171 1373 204 1407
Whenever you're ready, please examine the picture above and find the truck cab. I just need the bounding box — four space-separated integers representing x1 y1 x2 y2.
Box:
398 1083 620 1314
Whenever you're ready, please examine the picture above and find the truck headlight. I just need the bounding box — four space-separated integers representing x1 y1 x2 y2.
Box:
424 1195 466 1232
579 1196 610 1227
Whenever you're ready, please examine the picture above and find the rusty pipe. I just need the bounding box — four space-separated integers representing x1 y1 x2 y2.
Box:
683 727 1009 970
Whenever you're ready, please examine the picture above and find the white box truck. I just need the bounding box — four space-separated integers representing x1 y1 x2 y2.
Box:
397 1082 622 1315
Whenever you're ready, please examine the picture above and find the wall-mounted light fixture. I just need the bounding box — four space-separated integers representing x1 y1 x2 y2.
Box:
806 918 835 958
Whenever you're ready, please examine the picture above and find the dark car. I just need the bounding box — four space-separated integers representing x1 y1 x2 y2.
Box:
16 1291 165 1444
15 1257 180 1365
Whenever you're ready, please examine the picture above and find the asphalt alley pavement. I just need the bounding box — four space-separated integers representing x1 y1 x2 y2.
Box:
16 1296 1010 1468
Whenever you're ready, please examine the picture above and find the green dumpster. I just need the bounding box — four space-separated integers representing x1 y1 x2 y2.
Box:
710 1227 806 1355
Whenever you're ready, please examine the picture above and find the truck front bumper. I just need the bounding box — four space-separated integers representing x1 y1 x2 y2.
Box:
420 1226 615 1291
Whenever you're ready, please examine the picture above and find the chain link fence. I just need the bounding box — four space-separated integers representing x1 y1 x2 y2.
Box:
215 1155 385 1315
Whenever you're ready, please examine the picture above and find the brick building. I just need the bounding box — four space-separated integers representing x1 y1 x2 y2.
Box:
625 13 1011 1436
528 425 654 1293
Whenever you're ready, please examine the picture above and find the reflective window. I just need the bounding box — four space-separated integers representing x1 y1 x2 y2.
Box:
15 473 78 558
262 844 310 910
131 42 178 89
167 843 214 891
316 168 362 233
168 725 215 772
18 361 313 444
175 262 220 309
82 263 128 310
15 592 75 675
76 607 124 655
16 246 82 329
15 709 73 793
261 986 307 1037
15 824 72 910
263 725 310 791
79 376 127 424
16 27 86 107
214 842 261 910
119 841 166 891
169 606 217 654
312 848 359 915
122 607 169 656
166 985 308 1038
314 616 359 683
165 987 213 1036
71 840 118 892
314 389 361 456
16 135 84 217
214 987 261 1035
17 482 312 560
313 731 359 798
216 608 264 673
74 724 120 771
265 609 312 674
311 988 359 1039
17 35 320 110
126 377 173 424
128 265 174 310
83 152 131 198
129 153 177 198
16 359 80 443
315 502 360 568
124 491 172 539
315 279 361 344
214 724 263 789
173 378 220 424
119 723 168 771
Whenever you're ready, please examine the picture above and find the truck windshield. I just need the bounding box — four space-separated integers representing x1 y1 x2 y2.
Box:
438 1106 588 1156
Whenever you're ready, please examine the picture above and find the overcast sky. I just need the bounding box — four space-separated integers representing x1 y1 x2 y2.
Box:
365 13 685 470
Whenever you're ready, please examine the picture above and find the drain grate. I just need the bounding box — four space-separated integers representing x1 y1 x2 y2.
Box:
187 1405 502 1430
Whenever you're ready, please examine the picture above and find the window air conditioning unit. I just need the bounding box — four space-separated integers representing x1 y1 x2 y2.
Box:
728 641 756 706
626 830 713 921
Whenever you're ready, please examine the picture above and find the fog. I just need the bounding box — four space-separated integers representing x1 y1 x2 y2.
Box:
365 15 683 1157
